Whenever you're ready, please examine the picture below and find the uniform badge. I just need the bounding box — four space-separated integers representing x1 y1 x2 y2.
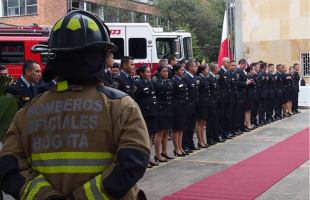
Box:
216 75 220 79
152 76 157 81
266 76 269 81
134 85 137 91
179 84 183 87
113 82 119 89
262 76 265 80
196 79 200 85
237 74 240 79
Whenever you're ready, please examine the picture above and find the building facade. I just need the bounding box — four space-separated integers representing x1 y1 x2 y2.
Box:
0 0 157 27
242 0 310 81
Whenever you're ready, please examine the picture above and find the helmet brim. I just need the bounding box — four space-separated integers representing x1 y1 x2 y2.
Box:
31 41 118 53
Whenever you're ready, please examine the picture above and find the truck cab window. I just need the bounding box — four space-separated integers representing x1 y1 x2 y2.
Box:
156 38 181 59
110 38 124 59
129 38 147 59
183 37 193 60
0 42 25 64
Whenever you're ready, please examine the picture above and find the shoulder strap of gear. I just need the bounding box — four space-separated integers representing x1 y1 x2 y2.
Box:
97 85 128 99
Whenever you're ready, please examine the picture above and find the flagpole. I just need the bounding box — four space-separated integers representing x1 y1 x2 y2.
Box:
229 0 234 59
225 0 230 59
233 0 236 60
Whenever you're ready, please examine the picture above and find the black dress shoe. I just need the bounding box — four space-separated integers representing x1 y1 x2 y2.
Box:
265 120 270 124
297 110 301 113
215 136 226 142
207 140 216 145
154 156 168 162
237 130 244 134
242 127 251 132
233 131 240 136
251 124 257 129
183 151 189 155
224 134 233 139
161 153 175 159
185 149 193 153
259 121 265 126
197 143 208 148
255 123 261 127
292 111 297 115
227 133 235 137
276 116 282 120
189 146 201 151
149 161 159 166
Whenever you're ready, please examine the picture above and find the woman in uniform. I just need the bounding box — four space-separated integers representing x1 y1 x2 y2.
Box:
284 67 295 116
171 63 188 157
134 65 159 168
282 65 290 117
153 66 174 162
195 64 209 148
244 66 257 130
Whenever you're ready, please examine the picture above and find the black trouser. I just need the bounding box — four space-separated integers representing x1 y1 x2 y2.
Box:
227 103 236 133
266 98 274 120
182 112 196 149
218 102 229 135
292 92 299 111
206 107 219 141
274 97 282 117
235 98 245 131
258 98 267 122
251 100 259 124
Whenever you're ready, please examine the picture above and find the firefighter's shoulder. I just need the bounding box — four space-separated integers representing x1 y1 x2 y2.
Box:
97 85 128 99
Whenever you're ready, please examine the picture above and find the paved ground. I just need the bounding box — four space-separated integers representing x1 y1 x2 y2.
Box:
2 109 309 200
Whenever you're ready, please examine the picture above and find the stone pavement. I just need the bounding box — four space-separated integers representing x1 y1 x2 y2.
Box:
2 109 309 200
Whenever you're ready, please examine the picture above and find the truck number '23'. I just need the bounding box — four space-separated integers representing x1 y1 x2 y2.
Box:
110 29 121 35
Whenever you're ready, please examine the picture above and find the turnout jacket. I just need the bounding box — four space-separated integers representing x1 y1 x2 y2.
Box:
0 80 150 200
257 70 268 99
182 72 198 113
171 75 188 112
196 74 209 106
134 78 159 117
228 70 238 104
152 78 173 117
266 71 276 98
113 71 135 98
235 67 248 99
274 71 284 98
217 67 230 103
206 73 219 108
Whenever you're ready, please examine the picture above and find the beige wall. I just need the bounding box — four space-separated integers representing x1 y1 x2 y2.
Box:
242 0 310 79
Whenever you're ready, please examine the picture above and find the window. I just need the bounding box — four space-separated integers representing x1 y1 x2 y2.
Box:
129 38 146 59
1 0 37 17
301 52 310 77
110 38 124 60
156 38 177 59
0 42 25 64
183 37 193 60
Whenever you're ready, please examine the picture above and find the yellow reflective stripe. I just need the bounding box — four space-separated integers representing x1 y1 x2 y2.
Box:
84 175 110 200
67 18 81 31
32 165 110 174
22 174 52 200
53 19 64 32
29 152 115 163
57 80 68 92
88 19 99 31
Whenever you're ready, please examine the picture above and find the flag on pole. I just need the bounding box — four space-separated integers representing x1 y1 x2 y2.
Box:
202 59 206 64
218 10 229 68
246 54 250 67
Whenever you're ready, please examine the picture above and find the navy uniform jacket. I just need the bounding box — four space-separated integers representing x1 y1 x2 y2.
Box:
235 67 247 99
217 67 230 103
113 71 135 98
171 76 188 112
182 72 198 113
134 79 159 117
168 66 173 79
5 77 36 108
283 73 295 93
103 70 113 86
247 74 259 100
228 70 238 104
152 78 173 117
197 74 209 106
266 71 275 98
206 73 219 108
257 70 268 99
274 71 284 98
293 70 300 92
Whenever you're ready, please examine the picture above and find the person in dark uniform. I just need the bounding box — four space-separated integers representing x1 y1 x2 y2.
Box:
244 66 257 130
111 62 120 78
282 65 290 117
250 62 260 128
167 55 177 79
182 60 200 153
151 59 168 80
274 64 284 119
103 52 114 86
292 63 301 114
266 64 276 122
235 59 253 132
206 62 225 145
134 65 159 168
227 60 239 136
5 59 41 108
195 64 209 148
153 65 174 162
217 57 234 139
258 62 268 125
285 67 295 115
113 56 135 98
171 63 188 156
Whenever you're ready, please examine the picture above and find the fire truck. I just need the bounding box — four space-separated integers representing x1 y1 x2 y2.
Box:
0 23 193 78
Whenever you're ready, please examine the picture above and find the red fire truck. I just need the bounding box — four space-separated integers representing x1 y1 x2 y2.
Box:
0 23 193 78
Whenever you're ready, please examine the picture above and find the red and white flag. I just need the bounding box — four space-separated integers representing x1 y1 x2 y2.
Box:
218 10 229 68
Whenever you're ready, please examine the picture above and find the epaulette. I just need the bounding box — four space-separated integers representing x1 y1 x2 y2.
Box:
97 85 127 99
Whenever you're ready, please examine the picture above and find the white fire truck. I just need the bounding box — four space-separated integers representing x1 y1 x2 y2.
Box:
107 23 193 73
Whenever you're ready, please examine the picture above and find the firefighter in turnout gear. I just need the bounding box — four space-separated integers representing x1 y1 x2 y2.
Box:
0 10 150 200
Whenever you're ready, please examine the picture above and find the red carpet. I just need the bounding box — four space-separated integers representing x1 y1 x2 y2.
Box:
162 127 310 200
